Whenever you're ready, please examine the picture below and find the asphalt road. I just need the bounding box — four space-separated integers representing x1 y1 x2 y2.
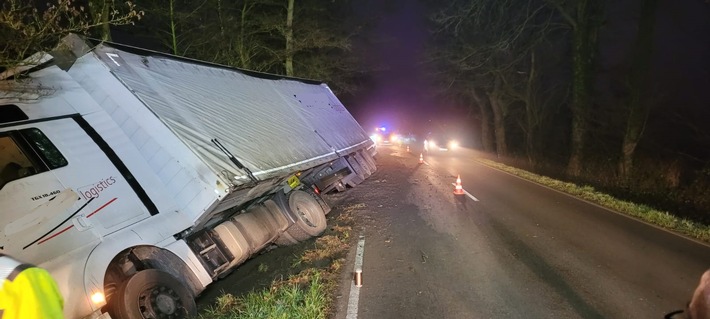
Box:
333 145 710 319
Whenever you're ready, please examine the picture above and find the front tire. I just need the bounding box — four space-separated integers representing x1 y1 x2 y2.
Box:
111 269 196 319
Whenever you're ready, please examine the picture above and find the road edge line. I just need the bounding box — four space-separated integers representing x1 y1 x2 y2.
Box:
450 182 480 201
346 235 366 319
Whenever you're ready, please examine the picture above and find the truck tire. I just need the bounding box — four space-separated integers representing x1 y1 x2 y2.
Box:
110 269 196 319
277 190 327 244
274 229 300 246
305 185 331 215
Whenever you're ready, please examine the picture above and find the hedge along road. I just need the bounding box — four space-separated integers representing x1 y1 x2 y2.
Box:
331 145 710 319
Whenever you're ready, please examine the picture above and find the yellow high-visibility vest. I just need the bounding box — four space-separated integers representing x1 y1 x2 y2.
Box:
0 254 64 319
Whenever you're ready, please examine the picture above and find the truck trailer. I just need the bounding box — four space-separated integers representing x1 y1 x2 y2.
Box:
0 34 376 319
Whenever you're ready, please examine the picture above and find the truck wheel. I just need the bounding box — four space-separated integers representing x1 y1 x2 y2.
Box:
281 190 327 243
305 185 331 215
111 269 196 319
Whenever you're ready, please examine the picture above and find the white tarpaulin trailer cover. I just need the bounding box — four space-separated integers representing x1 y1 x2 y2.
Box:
81 38 371 188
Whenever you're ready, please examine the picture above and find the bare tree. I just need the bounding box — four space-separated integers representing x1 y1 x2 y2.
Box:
135 0 213 57
546 0 606 176
619 0 659 180
204 0 287 71
0 0 141 73
471 87 495 152
136 0 356 92
280 0 353 80
88 0 112 40
285 0 294 76
430 0 556 158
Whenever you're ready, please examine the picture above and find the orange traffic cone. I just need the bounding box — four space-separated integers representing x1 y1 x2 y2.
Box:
419 153 424 164
406 145 410 153
454 175 465 195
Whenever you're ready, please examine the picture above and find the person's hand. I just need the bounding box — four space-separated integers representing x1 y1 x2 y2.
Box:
665 269 710 319
688 269 710 319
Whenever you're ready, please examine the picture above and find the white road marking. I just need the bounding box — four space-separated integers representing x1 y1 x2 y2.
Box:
451 183 480 201
346 236 366 319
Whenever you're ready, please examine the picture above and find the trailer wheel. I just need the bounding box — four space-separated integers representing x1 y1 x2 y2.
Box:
305 185 331 215
280 190 327 243
111 269 196 319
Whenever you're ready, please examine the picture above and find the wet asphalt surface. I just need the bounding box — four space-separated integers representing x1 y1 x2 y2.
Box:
330 145 710 319
197 145 710 319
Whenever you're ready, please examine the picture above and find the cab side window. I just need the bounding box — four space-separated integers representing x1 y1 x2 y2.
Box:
0 128 67 189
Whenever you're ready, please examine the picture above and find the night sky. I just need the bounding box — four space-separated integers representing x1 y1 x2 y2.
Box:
347 1 458 135
346 0 710 144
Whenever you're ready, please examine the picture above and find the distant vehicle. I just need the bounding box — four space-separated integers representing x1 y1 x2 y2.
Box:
423 132 459 152
370 126 417 148
370 127 388 145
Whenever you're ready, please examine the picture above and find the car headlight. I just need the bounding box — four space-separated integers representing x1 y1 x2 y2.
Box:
448 140 459 150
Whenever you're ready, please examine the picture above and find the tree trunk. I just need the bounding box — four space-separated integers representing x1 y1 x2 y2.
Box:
239 1 249 69
524 51 538 166
471 88 495 152
217 0 225 37
100 1 111 41
566 0 604 177
90 0 112 41
489 75 507 157
169 0 178 55
285 0 295 76
619 0 658 180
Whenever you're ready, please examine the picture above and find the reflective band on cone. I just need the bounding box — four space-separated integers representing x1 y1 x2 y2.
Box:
354 268 363 287
454 175 465 195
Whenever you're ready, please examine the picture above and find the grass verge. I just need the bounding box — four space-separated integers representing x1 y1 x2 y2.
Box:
476 158 710 243
198 203 362 319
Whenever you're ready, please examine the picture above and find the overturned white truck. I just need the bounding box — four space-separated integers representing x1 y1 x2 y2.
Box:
0 35 376 319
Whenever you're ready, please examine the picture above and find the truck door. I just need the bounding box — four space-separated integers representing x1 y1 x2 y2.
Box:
0 116 151 262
